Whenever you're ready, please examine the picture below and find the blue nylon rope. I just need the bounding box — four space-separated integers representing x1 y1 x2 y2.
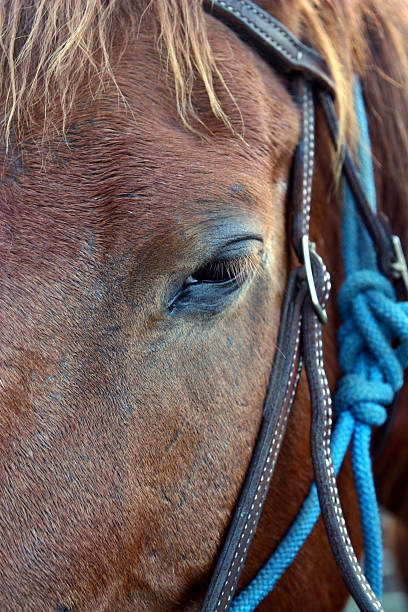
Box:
231 412 355 611
336 77 408 596
231 79 408 611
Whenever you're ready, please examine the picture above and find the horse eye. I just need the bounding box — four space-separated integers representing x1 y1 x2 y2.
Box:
167 247 261 314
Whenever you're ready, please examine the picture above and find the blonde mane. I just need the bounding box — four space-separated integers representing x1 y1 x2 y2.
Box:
1 0 407 152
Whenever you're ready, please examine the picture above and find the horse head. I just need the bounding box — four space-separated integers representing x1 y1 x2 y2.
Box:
0 1 407 610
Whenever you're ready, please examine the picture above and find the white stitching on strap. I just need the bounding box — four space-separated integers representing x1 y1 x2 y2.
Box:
301 86 314 236
313 315 382 611
217 318 303 609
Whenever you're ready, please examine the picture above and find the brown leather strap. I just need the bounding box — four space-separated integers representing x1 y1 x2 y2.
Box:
200 268 307 612
303 252 384 612
289 77 315 259
203 0 335 93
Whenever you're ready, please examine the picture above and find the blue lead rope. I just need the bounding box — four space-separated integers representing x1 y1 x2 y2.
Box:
335 77 408 597
231 79 408 611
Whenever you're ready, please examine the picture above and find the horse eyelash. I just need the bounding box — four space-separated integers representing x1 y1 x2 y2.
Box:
194 251 263 284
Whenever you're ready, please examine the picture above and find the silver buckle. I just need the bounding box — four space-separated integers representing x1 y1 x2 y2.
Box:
302 235 328 324
391 235 408 292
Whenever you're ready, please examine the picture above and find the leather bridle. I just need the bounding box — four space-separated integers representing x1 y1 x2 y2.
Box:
200 1 408 611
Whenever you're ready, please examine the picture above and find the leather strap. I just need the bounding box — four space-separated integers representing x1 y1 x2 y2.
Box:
289 77 315 259
203 0 335 93
201 268 306 612
303 254 383 612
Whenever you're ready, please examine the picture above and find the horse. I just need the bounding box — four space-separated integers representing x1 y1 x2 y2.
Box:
0 1 407 610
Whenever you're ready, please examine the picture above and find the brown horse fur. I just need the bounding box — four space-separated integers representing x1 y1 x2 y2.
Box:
0 1 407 610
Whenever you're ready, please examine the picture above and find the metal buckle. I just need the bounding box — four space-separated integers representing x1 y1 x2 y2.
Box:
302 235 328 324
391 235 408 292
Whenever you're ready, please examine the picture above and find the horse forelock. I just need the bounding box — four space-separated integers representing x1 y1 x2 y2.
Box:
1 0 407 161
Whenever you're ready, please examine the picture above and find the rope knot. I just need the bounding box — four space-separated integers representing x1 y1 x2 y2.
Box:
334 374 389 426
336 269 408 391
337 270 394 320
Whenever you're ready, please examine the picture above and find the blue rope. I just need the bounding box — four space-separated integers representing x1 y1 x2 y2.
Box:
231 79 408 611
231 412 355 611
335 78 408 596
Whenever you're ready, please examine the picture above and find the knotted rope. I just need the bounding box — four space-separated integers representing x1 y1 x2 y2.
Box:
231 79 408 611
